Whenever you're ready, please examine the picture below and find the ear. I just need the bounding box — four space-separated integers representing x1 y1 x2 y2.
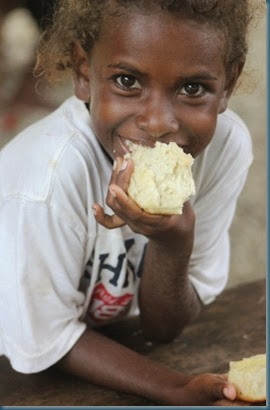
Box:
72 42 91 102
218 62 245 113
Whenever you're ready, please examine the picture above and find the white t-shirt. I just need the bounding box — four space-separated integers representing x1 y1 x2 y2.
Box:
0 96 252 373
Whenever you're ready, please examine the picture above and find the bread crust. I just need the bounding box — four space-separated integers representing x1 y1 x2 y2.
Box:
228 354 266 402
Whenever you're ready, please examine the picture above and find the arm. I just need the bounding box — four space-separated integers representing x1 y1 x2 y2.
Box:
139 201 201 341
93 158 201 342
56 326 238 406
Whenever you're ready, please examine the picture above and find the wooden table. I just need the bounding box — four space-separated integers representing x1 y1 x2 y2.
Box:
0 279 266 406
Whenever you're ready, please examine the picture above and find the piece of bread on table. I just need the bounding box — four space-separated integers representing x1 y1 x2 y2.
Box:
125 141 195 215
228 353 266 402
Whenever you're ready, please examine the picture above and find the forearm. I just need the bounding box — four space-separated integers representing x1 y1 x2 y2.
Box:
56 327 189 405
55 327 234 406
139 238 201 342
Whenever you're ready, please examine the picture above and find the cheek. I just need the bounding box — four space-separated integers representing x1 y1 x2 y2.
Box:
89 94 132 156
188 111 218 156
90 101 114 140
90 91 127 132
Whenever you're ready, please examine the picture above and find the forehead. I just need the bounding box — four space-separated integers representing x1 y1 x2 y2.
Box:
92 11 225 76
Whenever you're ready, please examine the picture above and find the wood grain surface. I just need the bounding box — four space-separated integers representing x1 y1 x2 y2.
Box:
0 279 266 406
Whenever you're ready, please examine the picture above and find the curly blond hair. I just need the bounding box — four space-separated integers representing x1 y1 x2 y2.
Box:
34 0 263 84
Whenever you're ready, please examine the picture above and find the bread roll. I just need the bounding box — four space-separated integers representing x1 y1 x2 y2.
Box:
125 141 195 215
228 353 266 402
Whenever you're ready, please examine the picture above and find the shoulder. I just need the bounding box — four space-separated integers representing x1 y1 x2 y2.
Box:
207 108 252 164
192 109 253 202
193 109 253 188
214 108 253 175
215 108 252 155
0 97 106 204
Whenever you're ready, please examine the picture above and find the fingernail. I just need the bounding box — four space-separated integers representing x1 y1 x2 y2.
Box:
113 159 118 170
120 159 128 171
92 206 97 216
109 186 116 197
223 385 236 400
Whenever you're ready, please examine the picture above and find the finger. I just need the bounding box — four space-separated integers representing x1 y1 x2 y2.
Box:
207 373 236 401
111 157 134 193
223 384 237 401
108 157 123 189
108 184 177 236
108 184 164 223
110 157 123 183
92 204 126 229
116 158 134 193
108 184 141 212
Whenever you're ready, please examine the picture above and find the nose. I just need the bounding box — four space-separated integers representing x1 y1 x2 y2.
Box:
135 95 179 138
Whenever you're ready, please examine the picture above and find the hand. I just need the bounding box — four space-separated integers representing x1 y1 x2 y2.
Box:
92 157 194 243
176 373 251 406
166 373 232 406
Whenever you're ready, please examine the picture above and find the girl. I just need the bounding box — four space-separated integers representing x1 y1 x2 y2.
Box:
0 0 261 405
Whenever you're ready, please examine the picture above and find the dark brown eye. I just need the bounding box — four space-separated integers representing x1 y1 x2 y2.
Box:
181 83 205 96
116 75 140 89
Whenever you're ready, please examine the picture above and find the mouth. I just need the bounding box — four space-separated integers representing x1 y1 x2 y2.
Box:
113 135 156 157
113 135 131 157
113 135 193 158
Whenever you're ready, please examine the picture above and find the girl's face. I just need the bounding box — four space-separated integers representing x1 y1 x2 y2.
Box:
75 11 235 159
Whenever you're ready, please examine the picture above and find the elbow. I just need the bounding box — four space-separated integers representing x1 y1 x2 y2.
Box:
141 321 186 344
156 328 184 343
141 307 202 343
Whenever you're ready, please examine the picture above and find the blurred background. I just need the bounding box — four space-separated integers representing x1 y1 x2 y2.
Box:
0 1 266 289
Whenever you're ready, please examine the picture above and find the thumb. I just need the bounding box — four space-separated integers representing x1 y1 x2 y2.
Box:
223 384 237 400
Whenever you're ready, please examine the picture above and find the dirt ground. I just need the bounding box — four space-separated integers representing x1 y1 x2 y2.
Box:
0 7 267 290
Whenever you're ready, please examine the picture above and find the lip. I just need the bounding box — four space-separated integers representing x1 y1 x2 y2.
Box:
112 135 131 158
114 135 155 155
114 134 193 158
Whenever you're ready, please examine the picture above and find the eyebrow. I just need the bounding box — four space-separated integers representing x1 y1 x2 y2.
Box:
107 63 143 77
107 63 218 81
181 73 218 81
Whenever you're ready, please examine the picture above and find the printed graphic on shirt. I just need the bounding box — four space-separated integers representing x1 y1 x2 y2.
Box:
86 238 146 324
87 282 133 322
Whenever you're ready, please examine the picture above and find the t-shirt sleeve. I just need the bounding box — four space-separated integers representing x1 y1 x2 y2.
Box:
189 111 253 305
0 197 87 373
